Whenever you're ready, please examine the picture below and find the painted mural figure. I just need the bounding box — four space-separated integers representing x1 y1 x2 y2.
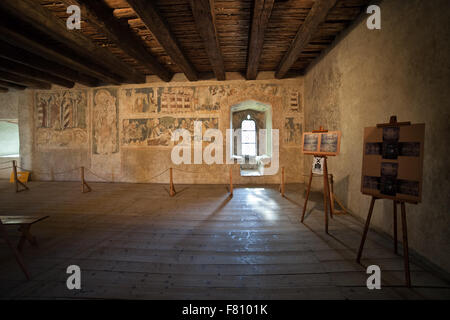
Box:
93 89 119 155
284 117 303 145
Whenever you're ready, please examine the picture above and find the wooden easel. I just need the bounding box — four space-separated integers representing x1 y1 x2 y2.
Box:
12 160 29 193
357 116 414 287
357 197 412 287
301 128 333 234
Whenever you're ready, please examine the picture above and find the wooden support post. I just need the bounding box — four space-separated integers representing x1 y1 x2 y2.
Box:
357 197 376 263
12 160 29 193
169 168 176 197
229 167 233 197
301 170 313 223
401 202 411 287
393 200 398 254
280 167 285 197
80 166 91 193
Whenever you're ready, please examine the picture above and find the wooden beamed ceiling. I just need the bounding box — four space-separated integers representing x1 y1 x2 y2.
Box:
0 0 370 89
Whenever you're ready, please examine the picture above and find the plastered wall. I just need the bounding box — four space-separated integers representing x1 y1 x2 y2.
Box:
304 0 450 273
2 74 305 185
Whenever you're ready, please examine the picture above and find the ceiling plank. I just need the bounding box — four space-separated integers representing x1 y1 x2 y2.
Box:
246 0 275 80
127 0 198 81
0 80 27 91
0 57 75 89
0 71 51 90
0 21 123 85
189 0 226 81
0 87 8 93
0 0 145 84
0 41 100 87
65 0 173 82
275 0 338 79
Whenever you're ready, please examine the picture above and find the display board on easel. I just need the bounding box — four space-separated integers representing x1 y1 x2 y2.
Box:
361 121 425 203
357 116 425 287
301 127 342 234
302 131 341 156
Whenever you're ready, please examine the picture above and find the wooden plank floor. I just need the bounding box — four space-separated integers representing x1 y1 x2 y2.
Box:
0 180 449 300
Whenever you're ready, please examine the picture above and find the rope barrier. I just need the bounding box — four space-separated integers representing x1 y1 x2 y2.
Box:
85 167 170 183
172 167 204 175
147 168 170 181
5 163 235 197
302 173 332 178
17 166 79 176
85 168 111 182
14 165 170 183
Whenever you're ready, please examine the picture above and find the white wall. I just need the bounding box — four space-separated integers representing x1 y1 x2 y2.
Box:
304 0 450 273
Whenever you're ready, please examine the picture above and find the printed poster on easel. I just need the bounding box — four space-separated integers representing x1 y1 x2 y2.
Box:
311 157 324 175
302 131 341 156
361 122 425 203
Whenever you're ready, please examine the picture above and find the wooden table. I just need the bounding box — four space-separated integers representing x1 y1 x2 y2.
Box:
1 215 49 251
0 215 49 280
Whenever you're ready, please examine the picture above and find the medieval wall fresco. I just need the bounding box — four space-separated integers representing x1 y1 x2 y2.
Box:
34 90 88 149
92 88 119 155
122 117 219 147
119 85 236 114
284 88 303 113
282 87 303 146
32 79 304 184
284 117 303 146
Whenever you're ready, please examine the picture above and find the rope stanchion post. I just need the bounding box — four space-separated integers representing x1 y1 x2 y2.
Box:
80 166 91 193
13 160 18 192
13 160 29 193
229 167 233 197
169 168 176 197
279 167 285 197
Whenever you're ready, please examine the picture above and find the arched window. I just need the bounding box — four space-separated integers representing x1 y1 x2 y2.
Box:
241 115 257 156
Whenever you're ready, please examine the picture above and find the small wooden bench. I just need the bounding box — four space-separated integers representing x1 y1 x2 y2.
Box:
0 215 49 280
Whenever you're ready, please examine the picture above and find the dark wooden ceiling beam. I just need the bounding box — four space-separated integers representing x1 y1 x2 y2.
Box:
275 0 338 79
0 0 145 84
0 22 123 85
63 0 172 82
0 71 51 90
189 0 226 81
127 0 198 81
0 41 100 87
0 87 8 93
0 80 27 91
0 58 75 88
246 0 275 80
